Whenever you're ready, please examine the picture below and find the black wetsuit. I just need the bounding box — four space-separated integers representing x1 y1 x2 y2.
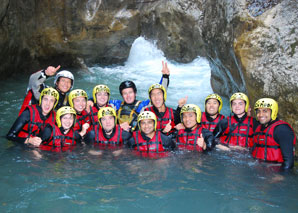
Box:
6 105 51 143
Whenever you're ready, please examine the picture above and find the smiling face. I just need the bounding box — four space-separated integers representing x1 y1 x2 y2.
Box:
56 77 72 93
73 97 86 113
231 99 246 117
140 119 155 136
256 108 272 125
41 95 56 116
150 88 165 109
182 112 197 129
121 88 136 104
61 113 74 130
101 115 115 133
96 91 109 107
205 98 219 116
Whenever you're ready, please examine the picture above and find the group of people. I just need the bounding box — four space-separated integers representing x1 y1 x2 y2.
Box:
6 62 296 171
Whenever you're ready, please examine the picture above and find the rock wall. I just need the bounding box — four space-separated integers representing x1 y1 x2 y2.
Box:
0 0 297 142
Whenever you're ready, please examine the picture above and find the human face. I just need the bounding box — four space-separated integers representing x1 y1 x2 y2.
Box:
231 99 246 117
206 98 219 116
56 77 72 93
150 88 165 109
121 88 136 104
96 91 109 107
41 95 56 116
101 115 115 133
61 113 74 130
256 108 272 125
140 119 155 136
182 112 197 129
73 97 86 113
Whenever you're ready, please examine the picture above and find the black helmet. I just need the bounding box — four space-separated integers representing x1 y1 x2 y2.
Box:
119 80 137 95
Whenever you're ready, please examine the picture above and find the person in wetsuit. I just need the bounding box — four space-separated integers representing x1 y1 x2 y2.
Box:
251 98 296 171
7 88 59 146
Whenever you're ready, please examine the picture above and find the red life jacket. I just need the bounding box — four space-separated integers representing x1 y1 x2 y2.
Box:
93 124 123 148
219 115 254 147
176 126 204 152
39 124 77 152
201 112 225 132
17 105 56 138
74 110 90 132
132 131 168 158
89 104 111 130
145 106 175 135
18 89 34 116
251 120 296 163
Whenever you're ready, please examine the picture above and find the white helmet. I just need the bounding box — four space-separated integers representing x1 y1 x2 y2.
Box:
54 70 74 90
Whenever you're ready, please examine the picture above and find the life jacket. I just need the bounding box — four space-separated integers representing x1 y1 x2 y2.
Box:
93 124 123 149
145 106 175 135
176 126 204 152
251 120 296 163
74 110 90 132
201 112 225 132
89 104 111 130
219 115 254 147
39 125 77 152
132 131 168 158
19 89 34 116
17 105 56 138
117 101 141 126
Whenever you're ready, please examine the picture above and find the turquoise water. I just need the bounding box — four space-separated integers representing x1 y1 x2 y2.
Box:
0 37 297 212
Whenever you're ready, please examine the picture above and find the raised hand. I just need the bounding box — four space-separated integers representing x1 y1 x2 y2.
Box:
163 120 172 133
120 122 131 132
196 133 206 150
161 61 170 75
45 65 61 76
178 96 188 107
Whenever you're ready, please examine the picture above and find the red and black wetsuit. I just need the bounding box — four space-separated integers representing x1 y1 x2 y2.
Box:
6 104 56 143
39 123 82 152
176 125 215 152
252 119 296 170
201 112 225 132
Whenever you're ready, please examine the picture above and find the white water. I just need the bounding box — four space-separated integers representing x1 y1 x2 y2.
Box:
79 37 216 112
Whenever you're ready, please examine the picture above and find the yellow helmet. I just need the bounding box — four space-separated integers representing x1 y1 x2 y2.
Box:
180 104 202 123
68 89 88 108
148 83 167 102
230 92 250 112
56 106 76 128
39 87 59 109
205 93 223 113
137 111 157 131
97 107 117 126
93 85 110 103
254 98 278 121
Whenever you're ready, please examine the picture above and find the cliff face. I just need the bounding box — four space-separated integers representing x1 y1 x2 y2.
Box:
0 0 297 138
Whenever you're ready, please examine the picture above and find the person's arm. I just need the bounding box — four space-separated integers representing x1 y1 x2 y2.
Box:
121 130 132 145
274 124 295 171
160 61 170 90
6 109 31 143
126 136 136 148
28 66 60 100
202 128 215 151
213 118 228 139
39 124 53 143
161 133 176 150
